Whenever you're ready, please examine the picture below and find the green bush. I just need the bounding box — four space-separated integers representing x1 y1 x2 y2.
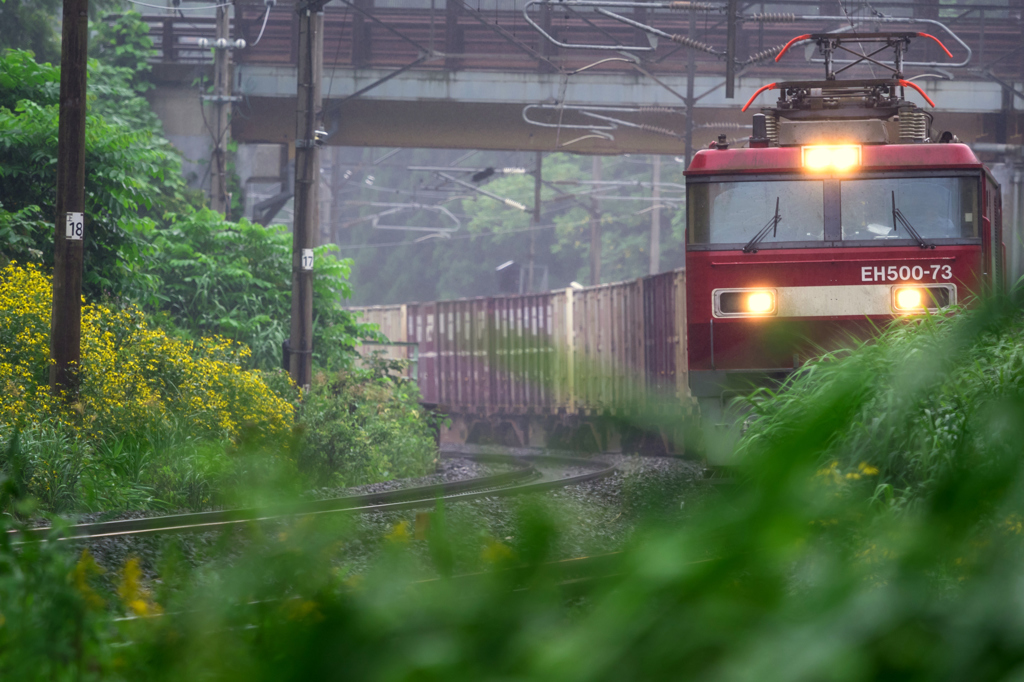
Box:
0 46 194 302
737 295 1024 508
148 209 376 370
298 357 437 487
0 435 118 680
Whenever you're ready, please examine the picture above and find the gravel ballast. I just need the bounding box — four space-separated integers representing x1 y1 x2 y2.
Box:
54 451 709 588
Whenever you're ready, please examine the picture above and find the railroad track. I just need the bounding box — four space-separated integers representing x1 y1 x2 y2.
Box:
13 453 615 543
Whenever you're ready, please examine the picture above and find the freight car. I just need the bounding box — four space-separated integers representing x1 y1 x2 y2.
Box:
686 32 1004 429
352 270 688 453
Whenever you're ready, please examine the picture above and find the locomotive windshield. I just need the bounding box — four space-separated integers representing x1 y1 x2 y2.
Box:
689 180 825 245
840 177 978 240
688 174 979 247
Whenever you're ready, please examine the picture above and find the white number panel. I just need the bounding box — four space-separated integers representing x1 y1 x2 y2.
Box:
860 263 953 282
65 212 84 240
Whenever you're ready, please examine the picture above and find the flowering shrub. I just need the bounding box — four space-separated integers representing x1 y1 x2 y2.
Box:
0 262 294 445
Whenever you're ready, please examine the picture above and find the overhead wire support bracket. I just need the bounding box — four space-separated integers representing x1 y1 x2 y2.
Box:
435 172 531 213
522 0 725 54
522 104 684 139
342 202 462 236
296 0 330 13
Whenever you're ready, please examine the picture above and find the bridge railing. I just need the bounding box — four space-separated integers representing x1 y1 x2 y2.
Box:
132 0 1022 81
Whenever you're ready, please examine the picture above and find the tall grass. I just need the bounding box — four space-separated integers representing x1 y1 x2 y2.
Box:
738 294 1024 508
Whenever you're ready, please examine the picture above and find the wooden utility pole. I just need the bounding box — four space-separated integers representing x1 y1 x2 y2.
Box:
589 156 602 286
50 0 89 398
650 155 661 275
209 4 232 215
528 151 542 292
289 1 325 390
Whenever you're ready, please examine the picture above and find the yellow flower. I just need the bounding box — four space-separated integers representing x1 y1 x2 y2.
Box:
385 520 411 544
858 462 880 476
481 538 515 564
0 263 293 443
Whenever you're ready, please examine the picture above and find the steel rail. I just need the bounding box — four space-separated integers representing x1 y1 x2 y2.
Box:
14 455 535 542
14 454 615 543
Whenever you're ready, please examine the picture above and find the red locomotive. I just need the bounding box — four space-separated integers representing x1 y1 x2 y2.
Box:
685 33 1005 424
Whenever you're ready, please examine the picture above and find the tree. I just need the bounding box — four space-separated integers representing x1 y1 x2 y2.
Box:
0 0 62 64
148 209 374 370
0 19 199 302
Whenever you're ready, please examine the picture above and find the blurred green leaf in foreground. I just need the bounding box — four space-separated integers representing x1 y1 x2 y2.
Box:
10 291 1024 681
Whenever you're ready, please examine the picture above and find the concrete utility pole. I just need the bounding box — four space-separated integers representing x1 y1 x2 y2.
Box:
209 3 232 215
50 0 88 398
288 0 325 390
589 156 602 286
725 0 737 99
649 155 661 275
684 7 696 165
528 151 542 292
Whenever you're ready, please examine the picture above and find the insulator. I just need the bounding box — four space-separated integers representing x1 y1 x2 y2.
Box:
639 123 682 138
638 106 682 115
744 44 784 64
669 34 719 55
668 1 719 10
695 122 750 130
762 113 778 145
898 107 927 143
745 12 797 22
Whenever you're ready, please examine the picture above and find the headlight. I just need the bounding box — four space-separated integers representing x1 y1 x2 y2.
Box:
715 288 778 317
892 285 953 313
802 145 861 172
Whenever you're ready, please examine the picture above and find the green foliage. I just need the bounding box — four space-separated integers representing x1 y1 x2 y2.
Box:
0 0 61 64
0 433 117 680
91 11 155 89
738 298 1024 508
104 293 1024 681
0 203 49 266
0 47 58 111
148 209 373 370
0 262 300 515
298 356 437 487
0 48 196 301
0 91 153 298
8 294 1024 681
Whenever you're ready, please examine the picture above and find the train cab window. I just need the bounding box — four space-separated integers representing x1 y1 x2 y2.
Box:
688 180 825 245
840 177 979 241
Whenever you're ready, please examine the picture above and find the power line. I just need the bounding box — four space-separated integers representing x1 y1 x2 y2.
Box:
124 0 233 10
250 5 271 47
334 219 587 251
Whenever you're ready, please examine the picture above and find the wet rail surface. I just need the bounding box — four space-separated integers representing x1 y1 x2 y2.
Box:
13 453 616 542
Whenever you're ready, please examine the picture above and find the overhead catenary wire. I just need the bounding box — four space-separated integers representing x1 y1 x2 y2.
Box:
336 219 573 251
125 0 233 10
250 5 272 47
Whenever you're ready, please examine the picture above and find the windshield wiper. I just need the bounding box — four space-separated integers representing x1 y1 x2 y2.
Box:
742 197 782 253
891 191 934 250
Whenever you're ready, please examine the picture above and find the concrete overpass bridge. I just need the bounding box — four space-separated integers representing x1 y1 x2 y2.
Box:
143 0 1023 160
135 0 1023 265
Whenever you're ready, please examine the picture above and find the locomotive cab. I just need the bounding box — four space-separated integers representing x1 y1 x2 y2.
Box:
684 33 1003 438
